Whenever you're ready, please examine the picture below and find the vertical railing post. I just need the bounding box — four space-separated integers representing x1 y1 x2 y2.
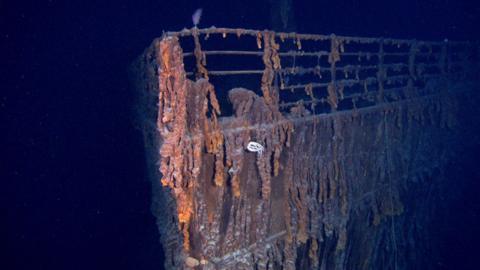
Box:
406 40 418 97
461 43 474 79
192 27 209 80
439 41 448 76
260 31 281 107
408 41 418 77
376 39 385 103
328 34 340 111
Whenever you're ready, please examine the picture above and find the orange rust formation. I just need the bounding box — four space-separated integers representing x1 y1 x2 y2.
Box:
154 37 224 252
193 28 209 80
261 31 281 107
132 28 479 269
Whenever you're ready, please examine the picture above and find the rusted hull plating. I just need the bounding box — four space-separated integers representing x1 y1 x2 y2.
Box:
132 28 478 269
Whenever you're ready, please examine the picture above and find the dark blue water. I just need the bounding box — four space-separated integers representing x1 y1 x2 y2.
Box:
3 0 479 269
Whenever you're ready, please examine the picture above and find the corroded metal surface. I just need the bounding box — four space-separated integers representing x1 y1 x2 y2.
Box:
132 28 478 269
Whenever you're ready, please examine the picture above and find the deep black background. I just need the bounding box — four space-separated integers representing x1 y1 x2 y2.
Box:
2 0 479 269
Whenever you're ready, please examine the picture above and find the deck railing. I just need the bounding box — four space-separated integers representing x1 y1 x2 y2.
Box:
163 27 476 116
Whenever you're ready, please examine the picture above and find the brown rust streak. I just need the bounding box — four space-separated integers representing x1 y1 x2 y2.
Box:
156 37 193 251
156 36 224 254
261 31 281 107
193 27 209 80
